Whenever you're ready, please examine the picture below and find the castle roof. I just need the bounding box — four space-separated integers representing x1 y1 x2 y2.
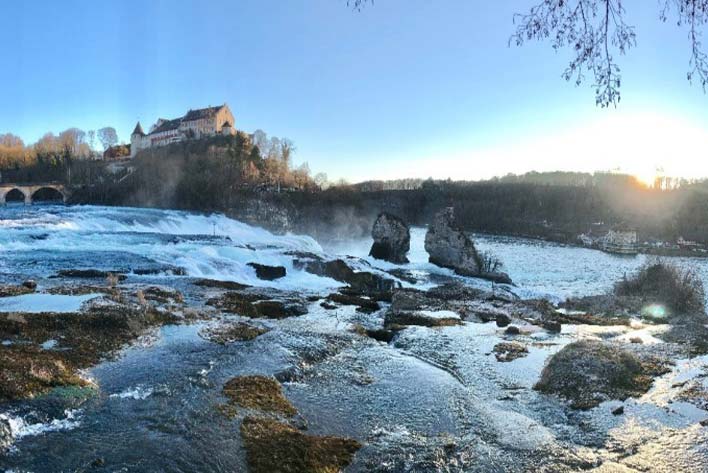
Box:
149 118 182 134
132 122 145 136
183 105 225 122
144 104 232 136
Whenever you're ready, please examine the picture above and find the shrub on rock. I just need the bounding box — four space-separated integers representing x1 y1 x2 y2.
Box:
614 262 705 316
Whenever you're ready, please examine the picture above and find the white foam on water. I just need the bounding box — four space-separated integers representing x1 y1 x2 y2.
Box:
0 294 103 313
417 310 461 320
2 409 82 440
0 206 341 293
110 386 154 400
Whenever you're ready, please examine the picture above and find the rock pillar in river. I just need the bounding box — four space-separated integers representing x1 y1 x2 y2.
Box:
0 416 12 452
424 207 481 276
369 213 410 264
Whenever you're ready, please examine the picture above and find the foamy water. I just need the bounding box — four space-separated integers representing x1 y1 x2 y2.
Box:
0 205 341 292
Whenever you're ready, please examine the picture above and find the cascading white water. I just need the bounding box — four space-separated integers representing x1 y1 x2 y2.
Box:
0 205 341 292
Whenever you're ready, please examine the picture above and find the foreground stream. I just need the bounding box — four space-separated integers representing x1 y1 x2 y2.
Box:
0 205 707 472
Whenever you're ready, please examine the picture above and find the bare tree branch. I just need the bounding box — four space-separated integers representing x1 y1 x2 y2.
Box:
511 0 636 107
661 0 708 91
348 1 708 105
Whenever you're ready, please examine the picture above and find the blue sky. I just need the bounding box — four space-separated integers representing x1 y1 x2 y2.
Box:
1 0 707 182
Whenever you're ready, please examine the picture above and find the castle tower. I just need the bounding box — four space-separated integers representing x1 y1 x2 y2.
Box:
130 121 146 158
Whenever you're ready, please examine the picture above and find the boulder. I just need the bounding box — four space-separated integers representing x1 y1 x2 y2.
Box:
247 263 286 281
424 208 512 284
505 325 521 335
493 342 528 362
0 416 12 452
385 309 462 328
424 207 481 276
369 213 410 264
534 340 666 409
22 279 37 290
298 258 397 300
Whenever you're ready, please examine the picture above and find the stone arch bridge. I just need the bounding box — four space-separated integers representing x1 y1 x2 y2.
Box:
0 183 68 205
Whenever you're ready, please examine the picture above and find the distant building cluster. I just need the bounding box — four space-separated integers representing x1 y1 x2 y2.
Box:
129 104 236 158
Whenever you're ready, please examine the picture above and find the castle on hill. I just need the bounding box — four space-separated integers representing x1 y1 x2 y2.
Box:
130 104 236 157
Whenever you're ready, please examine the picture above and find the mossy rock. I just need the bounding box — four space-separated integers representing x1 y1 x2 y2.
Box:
0 344 89 401
0 304 177 402
222 375 296 416
240 416 361 473
493 342 529 362
534 340 667 409
0 285 35 298
200 322 269 344
207 292 307 319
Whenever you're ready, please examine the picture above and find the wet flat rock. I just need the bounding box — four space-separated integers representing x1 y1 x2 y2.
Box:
493 342 529 362
222 375 297 416
0 301 177 401
240 416 361 473
200 321 269 344
207 291 307 319
0 284 36 298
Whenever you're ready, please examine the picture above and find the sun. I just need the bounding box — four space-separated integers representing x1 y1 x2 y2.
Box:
632 169 658 188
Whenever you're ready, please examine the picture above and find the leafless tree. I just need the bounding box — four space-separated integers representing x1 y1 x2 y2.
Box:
98 127 119 151
350 1 708 106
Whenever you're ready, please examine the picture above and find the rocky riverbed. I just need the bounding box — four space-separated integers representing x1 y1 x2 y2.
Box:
1 205 707 472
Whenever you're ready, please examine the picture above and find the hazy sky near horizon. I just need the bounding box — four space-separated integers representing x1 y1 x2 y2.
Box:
2 0 708 183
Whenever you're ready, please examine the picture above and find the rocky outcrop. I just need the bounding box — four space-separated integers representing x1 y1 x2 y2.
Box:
534 340 668 409
424 208 513 284
207 291 308 319
247 263 286 281
425 207 480 276
0 415 12 452
296 257 398 301
369 213 410 264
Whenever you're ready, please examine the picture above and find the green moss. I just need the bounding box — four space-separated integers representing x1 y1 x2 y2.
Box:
222 375 297 416
0 301 177 402
240 416 361 473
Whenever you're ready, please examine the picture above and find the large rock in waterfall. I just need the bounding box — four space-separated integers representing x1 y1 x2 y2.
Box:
369 213 410 264
0 415 12 452
424 207 482 276
424 207 512 284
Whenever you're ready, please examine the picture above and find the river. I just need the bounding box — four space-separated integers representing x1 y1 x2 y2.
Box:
0 205 706 472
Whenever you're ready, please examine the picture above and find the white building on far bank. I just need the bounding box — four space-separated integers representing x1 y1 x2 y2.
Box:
130 104 236 157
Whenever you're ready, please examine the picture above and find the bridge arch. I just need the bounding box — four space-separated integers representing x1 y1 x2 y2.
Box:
0 183 67 205
31 186 65 203
2 188 27 204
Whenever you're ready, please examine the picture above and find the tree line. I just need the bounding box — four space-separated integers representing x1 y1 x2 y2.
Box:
0 127 120 171
74 130 316 209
